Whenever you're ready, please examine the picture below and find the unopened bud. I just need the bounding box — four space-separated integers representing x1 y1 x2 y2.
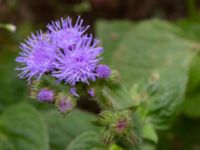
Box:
56 93 76 114
96 110 135 145
37 88 55 103
96 64 111 79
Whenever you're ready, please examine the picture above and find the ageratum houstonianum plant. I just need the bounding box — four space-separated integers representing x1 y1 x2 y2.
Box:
16 16 137 148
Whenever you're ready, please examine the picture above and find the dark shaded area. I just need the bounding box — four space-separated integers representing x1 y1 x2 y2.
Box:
77 96 101 114
0 0 195 34
0 0 190 22
158 116 200 150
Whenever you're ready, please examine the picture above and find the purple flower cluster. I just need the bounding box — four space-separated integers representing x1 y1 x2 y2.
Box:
16 16 111 86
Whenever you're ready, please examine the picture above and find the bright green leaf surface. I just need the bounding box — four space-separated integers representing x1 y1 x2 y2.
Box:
143 123 158 143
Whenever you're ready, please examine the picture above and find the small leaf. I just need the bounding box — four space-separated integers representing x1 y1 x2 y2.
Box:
143 123 158 143
66 131 108 150
109 144 123 150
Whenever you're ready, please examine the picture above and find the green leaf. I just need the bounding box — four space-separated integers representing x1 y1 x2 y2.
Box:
143 123 158 143
109 144 123 150
101 84 138 110
96 20 133 64
97 19 196 129
175 20 200 118
140 142 156 150
113 20 195 129
0 103 49 150
182 55 200 118
177 20 200 41
43 109 99 150
111 20 194 89
66 131 108 150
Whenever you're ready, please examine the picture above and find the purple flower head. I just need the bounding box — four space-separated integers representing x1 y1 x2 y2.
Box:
37 89 54 103
53 35 103 85
88 88 95 97
96 64 111 79
16 31 56 82
47 16 89 52
57 96 75 113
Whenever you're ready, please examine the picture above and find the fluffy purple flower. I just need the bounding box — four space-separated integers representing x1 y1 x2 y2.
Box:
53 35 103 85
37 89 54 102
58 97 75 113
16 31 56 82
47 16 89 52
96 64 111 79
88 88 95 97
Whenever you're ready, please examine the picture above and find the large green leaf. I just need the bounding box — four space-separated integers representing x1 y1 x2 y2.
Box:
114 20 195 129
66 131 108 150
97 19 196 129
0 103 49 150
43 109 99 150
